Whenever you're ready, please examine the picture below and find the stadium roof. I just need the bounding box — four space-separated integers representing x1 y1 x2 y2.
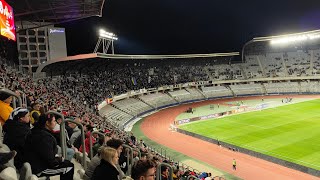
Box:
8 0 105 29
36 52 240 73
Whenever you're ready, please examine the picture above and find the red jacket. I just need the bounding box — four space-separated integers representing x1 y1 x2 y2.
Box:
80 132 96 153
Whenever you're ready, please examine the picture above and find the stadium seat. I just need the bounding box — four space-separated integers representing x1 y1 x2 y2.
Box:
0 167 18 180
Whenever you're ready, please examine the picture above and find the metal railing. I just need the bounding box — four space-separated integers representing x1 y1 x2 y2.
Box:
0 88 22 108
89 131 106 159
187 175 198 180
133 148 141 159
122 144 134 176
16 90 27 107
156 163 173 180
137 138 203 178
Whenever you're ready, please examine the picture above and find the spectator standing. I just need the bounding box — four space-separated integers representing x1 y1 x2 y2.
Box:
30 103 41 124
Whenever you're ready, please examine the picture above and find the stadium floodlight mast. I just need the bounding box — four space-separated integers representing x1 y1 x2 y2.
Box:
93 29 118 54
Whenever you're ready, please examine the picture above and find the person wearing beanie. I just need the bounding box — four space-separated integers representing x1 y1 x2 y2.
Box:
3 108 31 169
0 93 13 125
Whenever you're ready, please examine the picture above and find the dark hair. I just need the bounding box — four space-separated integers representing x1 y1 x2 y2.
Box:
141 153 148 158
86 125 93 132
34 114 55 128
0 93 11 101
131 160 155 180
161 165 168 173
106 138 123 149
31 102 39 109
98 136 105 146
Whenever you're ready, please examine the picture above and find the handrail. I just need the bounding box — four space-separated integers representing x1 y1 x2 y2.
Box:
0 88 22 108
140 140 204 177
45 111 67 158
64 118 87 169
16 90 27 107
187 175 198 180
132 148 141 159
156 163 173 180
89 131 106 159
122 144 134 176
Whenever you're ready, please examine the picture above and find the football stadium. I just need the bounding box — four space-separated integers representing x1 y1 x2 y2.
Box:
1 0 320 180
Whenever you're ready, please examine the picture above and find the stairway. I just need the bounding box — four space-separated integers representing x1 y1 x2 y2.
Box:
261 83 267 95
257 55 266 77
227 85 236 97
110 103 134 116
281 54 289 76
136 97 155 109
195 87 207 99
241 66 248 79
166 92 180 103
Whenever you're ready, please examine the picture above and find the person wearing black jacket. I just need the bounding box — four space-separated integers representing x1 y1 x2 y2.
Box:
24 114 74 180
3 108 31 169
91 147 119 180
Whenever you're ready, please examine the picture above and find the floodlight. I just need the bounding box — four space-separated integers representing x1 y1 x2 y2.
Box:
99 29 118 41
270 33 320 45
94 29 118 54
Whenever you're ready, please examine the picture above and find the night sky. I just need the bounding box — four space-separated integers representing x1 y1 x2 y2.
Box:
60 0 320 56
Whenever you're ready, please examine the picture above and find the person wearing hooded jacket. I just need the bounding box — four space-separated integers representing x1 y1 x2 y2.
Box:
0 93 13 125
3 107 31 169
23 114 74 180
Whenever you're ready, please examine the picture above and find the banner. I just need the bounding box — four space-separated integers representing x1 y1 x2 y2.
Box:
0 0 15 41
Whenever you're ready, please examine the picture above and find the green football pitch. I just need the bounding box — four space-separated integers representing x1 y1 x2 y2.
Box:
179 99 320 170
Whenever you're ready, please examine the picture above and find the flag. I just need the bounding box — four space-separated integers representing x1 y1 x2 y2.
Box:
105 95 113 104
131 77 137 86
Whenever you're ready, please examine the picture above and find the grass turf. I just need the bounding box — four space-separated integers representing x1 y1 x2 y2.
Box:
179 99 320 170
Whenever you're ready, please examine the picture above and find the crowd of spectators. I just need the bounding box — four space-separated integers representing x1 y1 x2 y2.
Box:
1 52 217 179
42 57 232 109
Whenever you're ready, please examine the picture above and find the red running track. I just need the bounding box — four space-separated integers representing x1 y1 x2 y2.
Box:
140 95 320 180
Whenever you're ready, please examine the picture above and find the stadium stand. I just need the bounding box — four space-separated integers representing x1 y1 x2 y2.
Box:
201 86 233 99
138 93 177 108
168 89 194 102
263 82 300 94
112 98 153 116
229 83 264 96
243 55 264 79
300 81 320 93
